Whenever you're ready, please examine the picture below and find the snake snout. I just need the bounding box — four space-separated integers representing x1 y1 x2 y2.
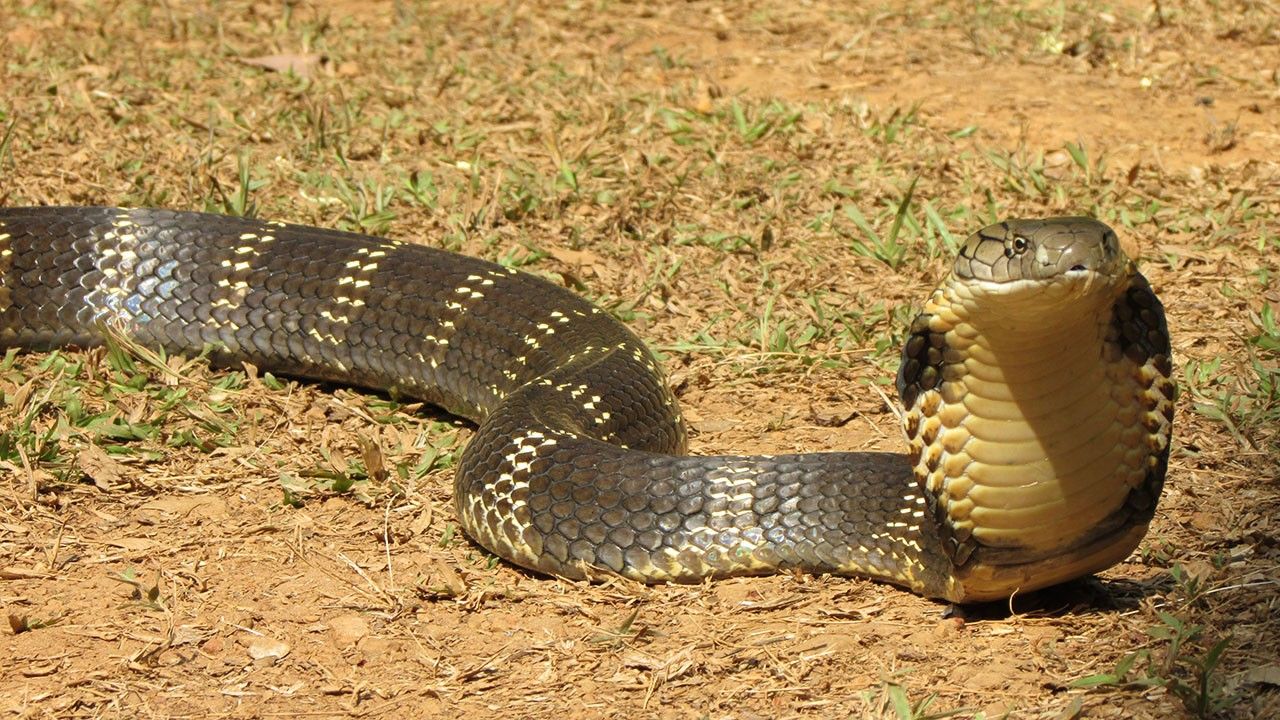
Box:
1033 222 1121 281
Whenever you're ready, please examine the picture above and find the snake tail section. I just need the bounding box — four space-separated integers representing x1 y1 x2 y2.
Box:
0 207 1173 602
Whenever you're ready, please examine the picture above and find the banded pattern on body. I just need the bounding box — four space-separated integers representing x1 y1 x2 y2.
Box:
0 207 1173 602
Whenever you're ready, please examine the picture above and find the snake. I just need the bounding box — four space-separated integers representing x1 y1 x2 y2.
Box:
0 207 1174 602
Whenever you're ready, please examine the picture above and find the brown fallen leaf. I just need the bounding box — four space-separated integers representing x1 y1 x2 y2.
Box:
1245 664 1280 687
423 560 467 598
1 567 53 580
239 53 324 78
102 537 157 552
21 660 63 677
139 495 226 518
546 246 604 268
358 437 387 483
77 444 126 491
545 246 607 282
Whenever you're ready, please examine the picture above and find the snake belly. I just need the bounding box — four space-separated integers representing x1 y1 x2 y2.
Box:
0 207 1174 602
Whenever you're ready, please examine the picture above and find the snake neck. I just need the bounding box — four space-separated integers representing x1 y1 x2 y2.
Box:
899 270 1175 601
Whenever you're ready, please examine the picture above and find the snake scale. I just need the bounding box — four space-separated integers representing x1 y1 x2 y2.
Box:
0 207 1174 602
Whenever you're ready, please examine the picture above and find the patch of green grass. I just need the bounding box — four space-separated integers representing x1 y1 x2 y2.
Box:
1242 302 1280 449
660 286 906 376
839 176 919 269
862 101 923 145
1181 302 1279 451
112 568 166 611
727 98 804 145
869 679 978 720
279 408 461 508
331 175 398 234
1071 614 1235 718
1 331 267 489
205 153 268 218
1069 561 1245 718
8 612 64 634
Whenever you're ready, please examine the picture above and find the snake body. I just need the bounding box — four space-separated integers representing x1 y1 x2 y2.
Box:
0 207 1174 602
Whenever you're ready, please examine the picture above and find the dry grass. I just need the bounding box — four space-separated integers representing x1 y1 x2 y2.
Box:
1 1 1278 718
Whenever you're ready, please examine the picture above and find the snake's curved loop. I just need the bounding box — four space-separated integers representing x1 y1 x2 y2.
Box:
0 208 1173 601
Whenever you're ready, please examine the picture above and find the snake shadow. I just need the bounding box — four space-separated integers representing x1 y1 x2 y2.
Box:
946 572 1173 620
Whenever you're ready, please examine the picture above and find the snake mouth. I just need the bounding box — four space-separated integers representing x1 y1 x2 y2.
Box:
955 266 1128 324
966 267 1117 292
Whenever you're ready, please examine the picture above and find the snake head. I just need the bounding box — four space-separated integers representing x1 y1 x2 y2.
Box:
950 217 1134 321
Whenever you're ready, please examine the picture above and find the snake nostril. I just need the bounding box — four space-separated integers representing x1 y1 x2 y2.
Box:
1070 264 1087 272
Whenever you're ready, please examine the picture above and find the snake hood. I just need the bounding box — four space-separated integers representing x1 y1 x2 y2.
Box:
0 207 1173 603
897 218 1174 600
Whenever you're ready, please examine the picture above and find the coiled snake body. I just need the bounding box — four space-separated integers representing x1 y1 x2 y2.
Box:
0 207 1174 602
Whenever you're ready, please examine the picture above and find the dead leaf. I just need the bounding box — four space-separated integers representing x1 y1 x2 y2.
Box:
358 438 387 483
545 246 601 266
424 560 467 597
240 53 324 78
1188 511 1217 531
102 537 157 552
1 567 52 580
409 506 434 536
77 445 126 490
546 246 606 279
139 496 226 518
172 625 209 647
1245 664 1280 687
620 650 662 670
21 661 63 677
691 418 737 434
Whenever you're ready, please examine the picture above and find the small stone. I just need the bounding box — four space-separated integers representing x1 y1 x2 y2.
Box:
246 637 290 664
328 614 370 649
935 616 966 636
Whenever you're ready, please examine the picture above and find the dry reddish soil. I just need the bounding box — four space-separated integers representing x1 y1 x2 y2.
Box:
1 1 1278 719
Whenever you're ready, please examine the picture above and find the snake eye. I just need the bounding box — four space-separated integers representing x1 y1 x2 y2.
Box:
1004 236 1029 258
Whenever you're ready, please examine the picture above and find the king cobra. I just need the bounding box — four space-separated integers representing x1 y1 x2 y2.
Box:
0 207 1174 602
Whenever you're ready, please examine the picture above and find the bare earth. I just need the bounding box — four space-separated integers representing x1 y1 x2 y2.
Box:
1 1 1278 718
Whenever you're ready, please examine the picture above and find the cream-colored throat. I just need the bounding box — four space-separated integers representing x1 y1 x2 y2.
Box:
907 283 1151 557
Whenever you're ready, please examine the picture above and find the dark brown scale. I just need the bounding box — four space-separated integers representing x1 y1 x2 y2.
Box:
924 451 941 473
1110 281 1171 364
921 421 941 448
895 313 949 408
903 414 920 439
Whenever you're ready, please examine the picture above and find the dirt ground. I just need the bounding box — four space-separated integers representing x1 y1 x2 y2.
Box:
1 1 1278 718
